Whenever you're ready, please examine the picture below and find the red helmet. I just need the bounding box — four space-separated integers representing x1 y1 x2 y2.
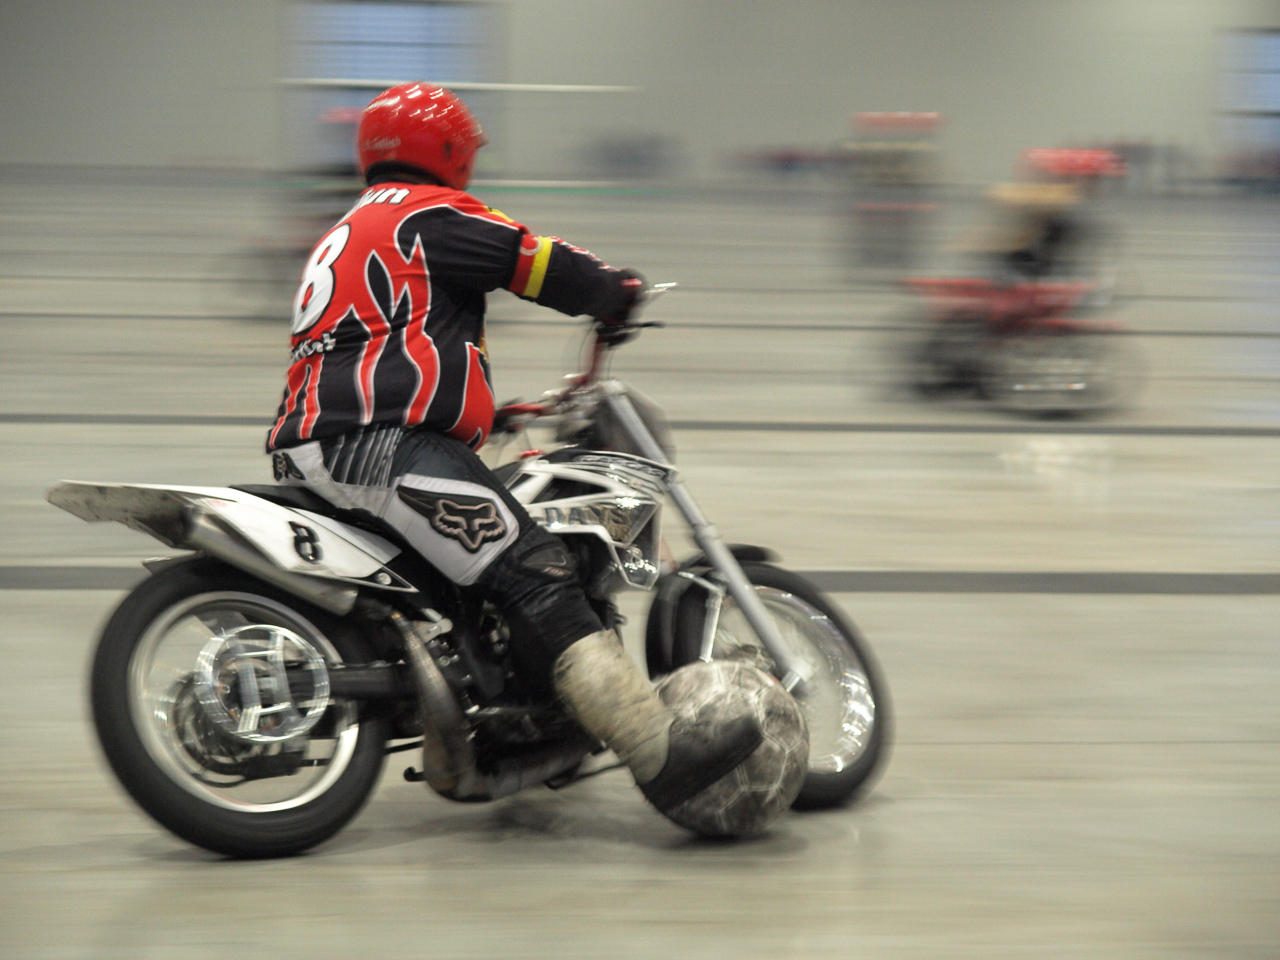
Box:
1022 148 1127 179
356 83 487 189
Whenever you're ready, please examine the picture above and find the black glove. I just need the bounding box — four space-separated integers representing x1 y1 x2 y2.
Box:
597 269 647 344
601 269 647 325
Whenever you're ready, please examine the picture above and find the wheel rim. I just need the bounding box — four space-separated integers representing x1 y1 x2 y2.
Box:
128 591 361 813
708 588 877 774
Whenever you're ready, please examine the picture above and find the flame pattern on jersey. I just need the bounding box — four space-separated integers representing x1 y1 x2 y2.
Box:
268 182 636 454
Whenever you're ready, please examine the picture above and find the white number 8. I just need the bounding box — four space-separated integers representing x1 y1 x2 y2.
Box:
292 223 351 334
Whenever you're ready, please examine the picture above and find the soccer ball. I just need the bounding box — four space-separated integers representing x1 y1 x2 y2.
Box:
653 660 809 837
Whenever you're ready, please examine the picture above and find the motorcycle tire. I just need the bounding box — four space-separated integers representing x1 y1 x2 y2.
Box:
90 556 389 858
910 315 986 397
659 562 890 810
980 329 1141 417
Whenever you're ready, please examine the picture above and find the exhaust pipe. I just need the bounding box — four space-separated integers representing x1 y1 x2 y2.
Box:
394 611 593 802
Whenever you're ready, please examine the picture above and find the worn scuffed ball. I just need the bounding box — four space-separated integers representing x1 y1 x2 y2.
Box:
653 660 809 837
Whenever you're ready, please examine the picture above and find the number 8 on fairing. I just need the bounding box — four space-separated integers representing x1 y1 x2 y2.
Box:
289 521 323 563
292 223 350 334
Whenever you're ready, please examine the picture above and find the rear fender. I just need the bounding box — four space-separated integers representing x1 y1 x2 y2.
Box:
47 481 414 615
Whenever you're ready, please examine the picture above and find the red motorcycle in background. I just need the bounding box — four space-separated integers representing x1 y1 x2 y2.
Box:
904 276 1142 416
902 147 1140 417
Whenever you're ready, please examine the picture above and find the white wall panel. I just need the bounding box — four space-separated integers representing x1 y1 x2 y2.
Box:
2 0 1279 180
0 0 283 168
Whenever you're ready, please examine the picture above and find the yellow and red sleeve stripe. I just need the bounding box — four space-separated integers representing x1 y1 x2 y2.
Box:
507 233 552 299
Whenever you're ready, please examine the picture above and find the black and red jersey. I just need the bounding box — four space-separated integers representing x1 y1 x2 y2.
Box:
267 181 634 452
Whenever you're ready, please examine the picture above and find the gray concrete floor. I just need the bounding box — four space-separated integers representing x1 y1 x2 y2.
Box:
1 172 1277 959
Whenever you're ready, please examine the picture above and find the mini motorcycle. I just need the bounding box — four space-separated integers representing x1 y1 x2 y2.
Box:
904 277 1141 416
49 288 889 857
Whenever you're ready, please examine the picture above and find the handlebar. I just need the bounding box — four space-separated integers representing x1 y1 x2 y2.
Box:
491 282 676 434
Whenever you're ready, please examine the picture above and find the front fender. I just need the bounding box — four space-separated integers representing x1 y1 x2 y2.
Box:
643 544 779 678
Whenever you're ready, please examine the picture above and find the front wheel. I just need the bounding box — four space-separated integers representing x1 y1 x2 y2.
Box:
650 563 890 809
90 557 390 857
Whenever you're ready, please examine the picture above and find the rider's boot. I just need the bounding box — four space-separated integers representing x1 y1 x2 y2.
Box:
552 630 763 810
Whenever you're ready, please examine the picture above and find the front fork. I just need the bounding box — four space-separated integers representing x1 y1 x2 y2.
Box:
602 387 814 693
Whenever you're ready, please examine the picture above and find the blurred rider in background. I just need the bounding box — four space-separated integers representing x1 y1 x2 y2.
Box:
265 83 761 815
974 148 1126 284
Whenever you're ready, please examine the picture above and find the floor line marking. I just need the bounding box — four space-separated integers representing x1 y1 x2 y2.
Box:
5 413 1280 437
5 567 1277 594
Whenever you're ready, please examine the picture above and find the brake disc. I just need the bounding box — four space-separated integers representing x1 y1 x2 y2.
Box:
192 624 331 744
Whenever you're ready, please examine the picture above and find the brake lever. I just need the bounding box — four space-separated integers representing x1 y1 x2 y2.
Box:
644 281 678 303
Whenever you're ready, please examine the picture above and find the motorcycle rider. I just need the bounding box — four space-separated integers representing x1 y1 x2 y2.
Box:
266 83 761 814
985 179 1083 281
980 149 1126 283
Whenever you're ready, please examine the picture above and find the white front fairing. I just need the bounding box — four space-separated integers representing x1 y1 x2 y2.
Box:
502 451 672 591
47 481 412 590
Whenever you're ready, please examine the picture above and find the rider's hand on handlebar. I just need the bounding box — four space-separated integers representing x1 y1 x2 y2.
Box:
596 269 647 344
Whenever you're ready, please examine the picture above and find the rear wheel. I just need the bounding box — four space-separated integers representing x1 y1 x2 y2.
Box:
654 563 890 809
981 329 1141 416
90 557 389 857
911 316 987 396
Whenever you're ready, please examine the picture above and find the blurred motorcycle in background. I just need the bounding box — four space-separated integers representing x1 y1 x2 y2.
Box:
902 147 1142 417
904 276 1143 416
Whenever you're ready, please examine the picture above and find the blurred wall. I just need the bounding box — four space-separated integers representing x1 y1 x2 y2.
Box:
506 0 1280 183
3 0 1279 182
0 0 282 169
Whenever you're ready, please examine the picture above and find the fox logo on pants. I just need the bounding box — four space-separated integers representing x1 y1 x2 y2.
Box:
397 488 508 553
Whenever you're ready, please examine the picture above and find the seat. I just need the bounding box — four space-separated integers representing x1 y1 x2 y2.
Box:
231 483 336 515
230 484 406 547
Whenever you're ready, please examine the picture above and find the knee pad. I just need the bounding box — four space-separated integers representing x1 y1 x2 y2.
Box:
479 527 602 693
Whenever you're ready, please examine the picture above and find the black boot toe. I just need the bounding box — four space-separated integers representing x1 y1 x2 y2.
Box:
639 715 763 811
